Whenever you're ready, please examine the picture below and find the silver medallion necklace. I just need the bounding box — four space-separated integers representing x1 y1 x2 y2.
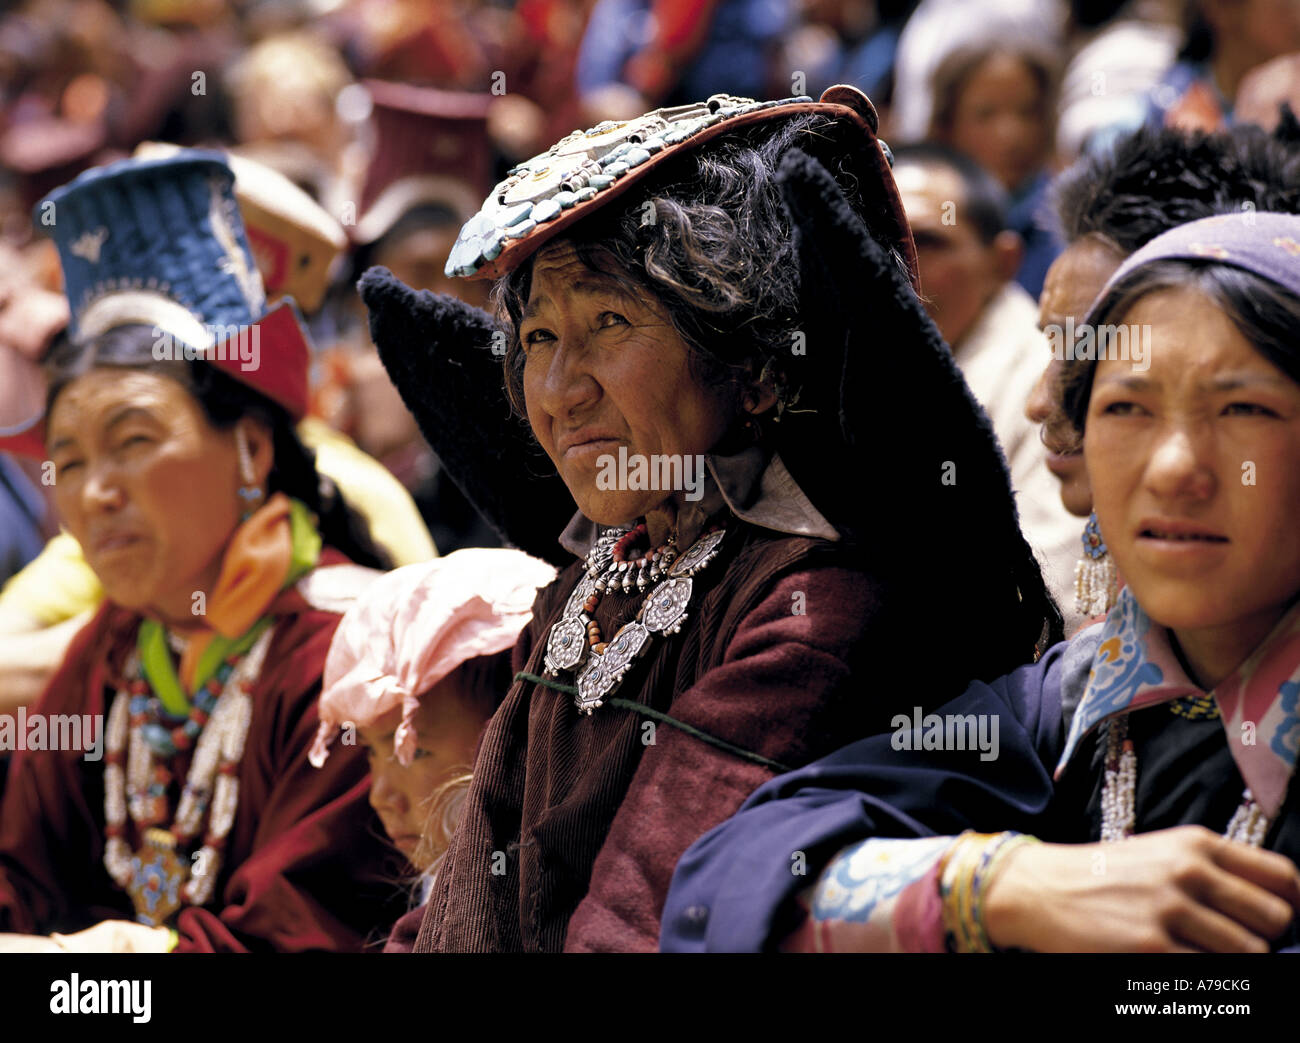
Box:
544 523 727 714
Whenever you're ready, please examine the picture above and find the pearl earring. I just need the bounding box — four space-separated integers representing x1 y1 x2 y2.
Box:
235 427 263 522
1074 511 1117 618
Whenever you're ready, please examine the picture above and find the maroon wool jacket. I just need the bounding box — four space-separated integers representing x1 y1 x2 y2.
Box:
411 524 932 952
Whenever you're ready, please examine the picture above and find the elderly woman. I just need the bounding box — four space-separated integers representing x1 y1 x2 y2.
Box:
0 153 404 952
663 212 1300 953
361 85 1060 951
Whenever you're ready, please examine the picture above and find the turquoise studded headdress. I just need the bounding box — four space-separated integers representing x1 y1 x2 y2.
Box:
443 84 919 288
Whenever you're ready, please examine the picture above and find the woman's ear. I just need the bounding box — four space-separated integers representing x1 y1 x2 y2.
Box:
234 417 275 488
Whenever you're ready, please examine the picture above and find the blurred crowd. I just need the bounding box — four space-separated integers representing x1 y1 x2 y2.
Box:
2 0 1300 954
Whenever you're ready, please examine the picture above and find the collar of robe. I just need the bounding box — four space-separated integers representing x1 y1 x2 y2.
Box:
1057 585 1300 819
557 445 839 560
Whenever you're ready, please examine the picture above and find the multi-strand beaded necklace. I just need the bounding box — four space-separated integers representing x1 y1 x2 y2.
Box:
1100 711 1270 847
103 626 273 926
543 521 727 714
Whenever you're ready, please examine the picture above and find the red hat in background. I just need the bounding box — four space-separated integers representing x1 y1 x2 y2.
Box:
352 80 495 245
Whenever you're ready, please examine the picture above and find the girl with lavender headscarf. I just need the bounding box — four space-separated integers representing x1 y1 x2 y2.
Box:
665 212 1300 953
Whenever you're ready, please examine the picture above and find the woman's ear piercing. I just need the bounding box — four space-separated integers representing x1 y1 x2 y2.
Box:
235 426 263 521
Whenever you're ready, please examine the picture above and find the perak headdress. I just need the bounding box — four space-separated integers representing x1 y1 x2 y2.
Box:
443 84 918 285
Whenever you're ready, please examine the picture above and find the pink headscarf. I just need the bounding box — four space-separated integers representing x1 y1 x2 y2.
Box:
309 548 557 767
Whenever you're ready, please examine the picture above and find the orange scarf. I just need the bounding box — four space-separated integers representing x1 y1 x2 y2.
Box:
172 492 294 690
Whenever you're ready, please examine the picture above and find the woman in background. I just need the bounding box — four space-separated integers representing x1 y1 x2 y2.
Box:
927 40 1062 297
0 152 402 952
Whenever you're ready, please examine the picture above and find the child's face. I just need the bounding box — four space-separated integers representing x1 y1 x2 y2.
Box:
1085 287 1300 645
947 52 1049 192
357 676 491 871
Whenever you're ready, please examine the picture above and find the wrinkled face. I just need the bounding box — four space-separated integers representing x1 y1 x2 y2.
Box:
46 369 246 620
1028 237 1124 517
897 163 1004 348
1085 287 1300 640
518 240 737 525
358 676 490 871
946 53 1049 193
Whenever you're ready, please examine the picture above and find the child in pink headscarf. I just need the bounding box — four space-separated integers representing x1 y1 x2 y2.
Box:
310 548 556 906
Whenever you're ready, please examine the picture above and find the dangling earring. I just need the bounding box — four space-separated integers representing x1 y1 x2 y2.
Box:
235 427 263 522
1074 511 1118 617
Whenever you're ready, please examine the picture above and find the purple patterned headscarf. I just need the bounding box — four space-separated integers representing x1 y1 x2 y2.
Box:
1086 210 1300 324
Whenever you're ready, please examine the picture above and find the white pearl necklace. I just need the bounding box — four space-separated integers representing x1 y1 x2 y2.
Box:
1100 713 1270 847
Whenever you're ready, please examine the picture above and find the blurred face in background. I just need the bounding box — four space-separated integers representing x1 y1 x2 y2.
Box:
373 220 489 309
338 212 490 462
897 161 1021 349
940 52 1051 193
1027 236 1125 517
1206 0 1300 70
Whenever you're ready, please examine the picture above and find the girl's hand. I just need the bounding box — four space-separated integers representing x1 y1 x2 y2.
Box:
983 826 1300 952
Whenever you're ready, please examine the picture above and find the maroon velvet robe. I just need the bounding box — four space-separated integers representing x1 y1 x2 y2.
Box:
0 550 406 952
414 526 958 952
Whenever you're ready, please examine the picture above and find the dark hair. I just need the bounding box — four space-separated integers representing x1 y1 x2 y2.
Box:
354 202 464 276
1053 124 1300 252
1062 260 1300 432
44 324 392 570
927 41 1059 141
891 142 1010 242
1069 0 1134 29
492 113 907 430
1179 1 1215 63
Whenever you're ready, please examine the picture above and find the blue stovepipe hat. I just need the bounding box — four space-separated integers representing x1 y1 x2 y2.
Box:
36 151 268 351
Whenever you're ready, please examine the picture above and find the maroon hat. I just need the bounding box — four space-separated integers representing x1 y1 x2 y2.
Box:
352 80 495 245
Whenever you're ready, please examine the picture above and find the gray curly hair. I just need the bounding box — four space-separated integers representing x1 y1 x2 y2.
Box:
490 113 896 430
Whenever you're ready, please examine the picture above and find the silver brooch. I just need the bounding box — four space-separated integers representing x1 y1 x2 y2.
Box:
542 526 727 715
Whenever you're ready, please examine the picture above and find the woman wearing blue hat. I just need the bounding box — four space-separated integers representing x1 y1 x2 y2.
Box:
662 211 1300 953
0 153 406 952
